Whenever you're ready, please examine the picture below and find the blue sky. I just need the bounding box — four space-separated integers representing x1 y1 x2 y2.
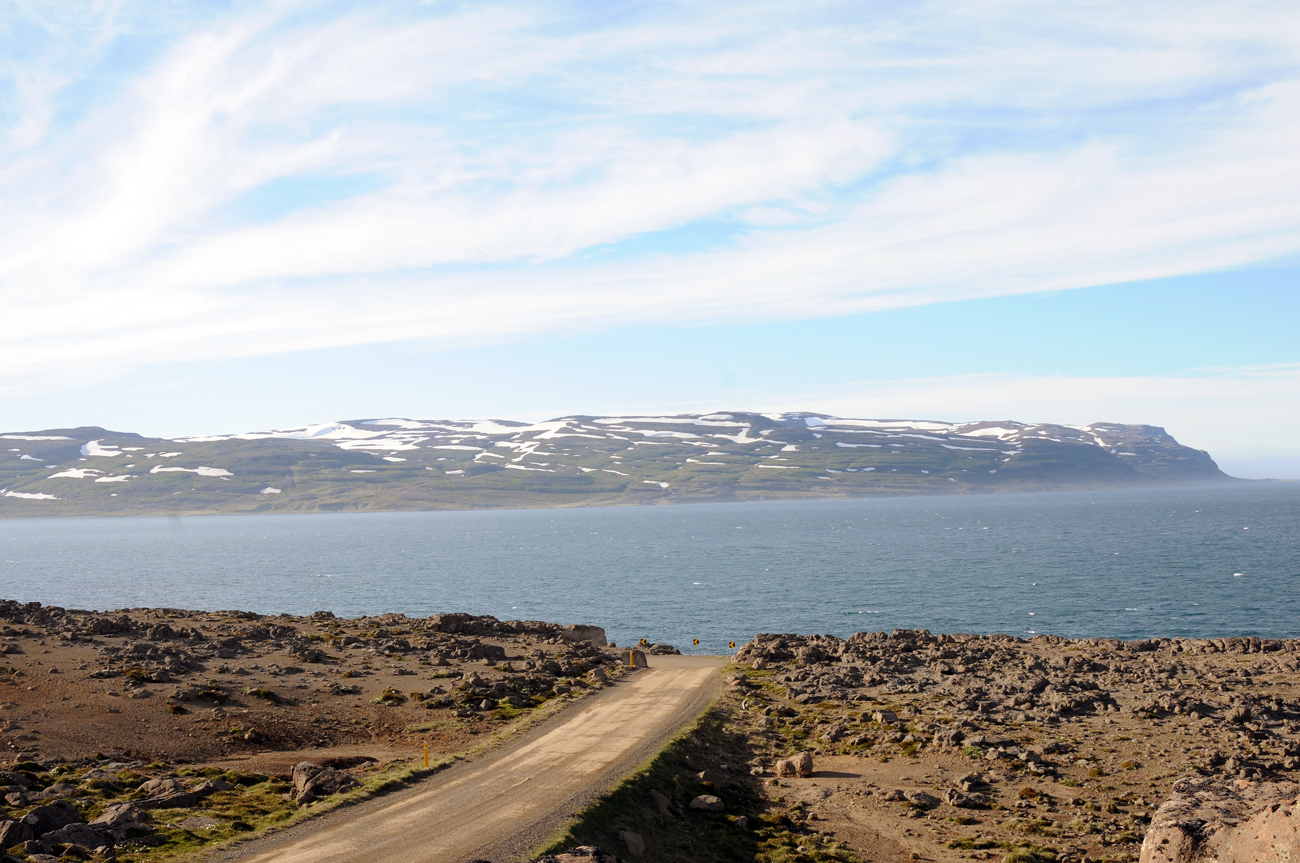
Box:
2 1 1299 476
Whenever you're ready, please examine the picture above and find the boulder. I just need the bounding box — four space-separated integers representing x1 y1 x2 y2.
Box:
943 788 989 809
618 830 645 857
22 823 112 855
90 803 145 829
903 790 940 810
191 779 235 797
89 803 153 844
1140 777 1299 863
626 650 648 669
0 819 33 849
21 802 82 837
933 728 965 747
291 761 360 803
689 794 724 812
137 777 186 797
789 751 814 777
531 847 625 863
136 791 198 809
650 789 673 818
559 625 608 647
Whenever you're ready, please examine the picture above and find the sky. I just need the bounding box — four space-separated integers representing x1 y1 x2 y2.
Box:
1 1 1298 478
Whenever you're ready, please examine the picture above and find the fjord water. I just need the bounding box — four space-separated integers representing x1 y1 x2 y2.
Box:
1 484 1296 650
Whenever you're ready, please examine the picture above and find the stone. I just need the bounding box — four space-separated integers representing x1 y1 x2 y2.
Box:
137 777 186 796
24 823 111 854
559 625 608 647
136 791 198 809
789 751 814 777
191 779 235 797
736 815 749 829
943 788 989 809
618 830 645 857
1140 777 1299 863
291 761 360 804
903 790 940 810
530 845 625 863
589 667 608 683
650 789 673 818
626 650 648 668
933 728 965 747
0 819 33 849
20 802 82 838
690 794 724 812
696 770 721 787
36 782 77 800
90 803 145 829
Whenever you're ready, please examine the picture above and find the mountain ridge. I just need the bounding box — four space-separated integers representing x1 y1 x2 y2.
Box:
1 412 1235 516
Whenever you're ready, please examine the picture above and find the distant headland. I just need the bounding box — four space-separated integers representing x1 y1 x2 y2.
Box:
1 412 1234 517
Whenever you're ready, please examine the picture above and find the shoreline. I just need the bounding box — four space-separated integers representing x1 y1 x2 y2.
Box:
0 600 1294 861
0 476 1270 523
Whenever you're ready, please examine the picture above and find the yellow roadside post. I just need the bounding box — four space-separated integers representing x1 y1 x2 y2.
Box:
423 745 428 768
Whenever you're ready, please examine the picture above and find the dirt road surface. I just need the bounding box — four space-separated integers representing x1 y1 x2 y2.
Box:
217 655 726 863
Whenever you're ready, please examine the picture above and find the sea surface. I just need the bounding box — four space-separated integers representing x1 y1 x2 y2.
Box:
1 484 1297 651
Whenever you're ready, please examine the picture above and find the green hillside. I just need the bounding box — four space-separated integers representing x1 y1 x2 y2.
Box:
0 412 1233 517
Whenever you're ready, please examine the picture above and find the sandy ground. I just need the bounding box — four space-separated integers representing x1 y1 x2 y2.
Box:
213 656 724 863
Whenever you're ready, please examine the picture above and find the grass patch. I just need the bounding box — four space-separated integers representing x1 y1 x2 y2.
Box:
948 837 1058 862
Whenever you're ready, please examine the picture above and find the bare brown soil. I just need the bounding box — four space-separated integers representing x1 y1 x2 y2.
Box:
0 601 622 770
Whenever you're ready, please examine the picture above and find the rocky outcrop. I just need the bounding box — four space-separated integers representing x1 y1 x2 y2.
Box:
291 761 360 803
560 625 607 647
1140 777 1299 862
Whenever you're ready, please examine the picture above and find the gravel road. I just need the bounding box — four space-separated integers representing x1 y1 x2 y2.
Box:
216 654 726 863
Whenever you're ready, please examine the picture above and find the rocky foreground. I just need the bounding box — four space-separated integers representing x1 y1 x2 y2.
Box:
0 599 1295 863
713 630 1300 863
0 599 640 861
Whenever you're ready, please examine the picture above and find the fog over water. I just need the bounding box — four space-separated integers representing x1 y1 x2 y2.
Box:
1 484 1296 651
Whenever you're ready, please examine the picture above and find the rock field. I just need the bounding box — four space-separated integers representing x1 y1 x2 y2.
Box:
0 599 625 861
718 629 1300 863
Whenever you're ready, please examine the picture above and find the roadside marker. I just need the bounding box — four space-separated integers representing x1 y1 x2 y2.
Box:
423 746 428 768
729 641 736 649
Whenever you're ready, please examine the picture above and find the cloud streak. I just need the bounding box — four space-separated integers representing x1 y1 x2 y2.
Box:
2 1 1299 393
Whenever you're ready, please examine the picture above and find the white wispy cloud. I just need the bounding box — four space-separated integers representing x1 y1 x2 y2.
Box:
2 1 1299 393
